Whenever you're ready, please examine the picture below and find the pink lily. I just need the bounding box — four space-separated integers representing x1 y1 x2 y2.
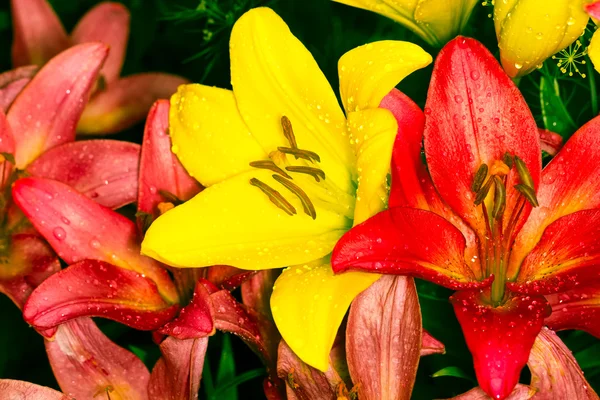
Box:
0 43 140 309
10 0 189 135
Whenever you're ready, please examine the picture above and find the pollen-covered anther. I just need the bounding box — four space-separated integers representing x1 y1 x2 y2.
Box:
272 174 317 219
249 160 293 179
285 166 326 182
249 177 297 216
492 176 506 219
280 115 298 149
471 163 488 192
474 177 494 206
277 147 321 163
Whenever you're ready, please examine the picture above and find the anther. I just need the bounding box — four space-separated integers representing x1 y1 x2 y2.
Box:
250 160 293 179
514 156 535 189
272 175 317 219
514 184 539 207
158 190 183 206
492 176 506 219
474 178 494 205
277 147 321 163
503 152 514 169
472 164 488 192
250 178 297 216
281 116 298 149
285 166 326 182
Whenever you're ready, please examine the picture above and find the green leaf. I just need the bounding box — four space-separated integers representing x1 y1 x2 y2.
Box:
215 334 237 400
574 342 600 370
432 366 475 382
540 76 578 138
211 368 266 398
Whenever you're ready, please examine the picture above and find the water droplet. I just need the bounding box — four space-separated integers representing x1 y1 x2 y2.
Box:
53 227 66 241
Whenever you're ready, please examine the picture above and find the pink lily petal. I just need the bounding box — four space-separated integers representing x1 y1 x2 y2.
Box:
0 65 37 112
28 140 140 209
0 379 69 399
538 128 563 156
12 177 178 301
421 330 445 356
10 0 69 67
148 336 208 400
0 233 60 309
46 317 150 399
242 270 279 320
450 385 534 400
528 327 599 399
277 340 347 399
138 100 200 219
8 43 109 168
586 1 600 20
23 259 180 334
544 286 600 337
346 276 421 400
451 290 549 400
77 73 189 135
71 2 130 84
157 280 215 340
207 265 256 291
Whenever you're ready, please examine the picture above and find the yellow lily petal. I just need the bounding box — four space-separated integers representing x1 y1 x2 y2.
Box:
271 259 379 371
348 108 398 224
230 7 355 194
414 0 478 44
169 84 267 187
589 29 600 74
495 0 588 77
338 40 432 114
141 169 350 270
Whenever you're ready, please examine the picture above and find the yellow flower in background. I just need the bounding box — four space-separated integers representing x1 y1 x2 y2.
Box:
141 7 432 370
494 0 589 78
586 1 600 73
332 0 478 47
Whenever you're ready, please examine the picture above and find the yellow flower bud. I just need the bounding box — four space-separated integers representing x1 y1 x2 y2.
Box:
494 0 589 78
332 0 478 47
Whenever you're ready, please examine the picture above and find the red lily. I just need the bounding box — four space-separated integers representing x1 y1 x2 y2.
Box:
332 37 600 399
0 43 141 309
16 100 283 398
10 0 188 135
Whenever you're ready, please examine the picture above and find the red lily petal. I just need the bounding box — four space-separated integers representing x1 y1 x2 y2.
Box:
157 280 215 339
421 330 445 356
8 43 109 167
28 140 140 209
46 317 150 399
207 265 256 291
423 37 540 240
23 259 179 334
77 73 189 135
331 207 484 290
451 290 549 400
138 100 200 219
148 336 208 400
528 327 599 399
242 270 279 320
12 177 177 301
510 116 600 278
10 0 69 67
0 65 37 112
382 88 482 279
277 340 346 399
0 234 60 309
71 2 130 83
0 109 15 187
0 379 69 399
211 288 279 376
586 1 600 19
509 209 600 295
545 286 600 337
450 385 534 400
538 128 563 156
346 276 421 400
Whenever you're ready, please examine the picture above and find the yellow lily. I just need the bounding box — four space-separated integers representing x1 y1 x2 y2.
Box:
141 7 431 370
494 0 589 78
332 0 478 47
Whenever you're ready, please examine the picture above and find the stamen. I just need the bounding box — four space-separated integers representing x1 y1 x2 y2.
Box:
503 152 514 169
278 147 321 163
249 178 297 216
474 178 494 205
492 176 506 219
471 164 488 192
514 184 539 207
514 156 535 189
250 160 293 179
158 190 183 206
281 116 298 149
272 174 317 219
285 166 326 182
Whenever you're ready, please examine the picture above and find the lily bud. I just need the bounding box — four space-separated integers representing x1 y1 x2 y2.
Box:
494 0 589 78
332 0 478 47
